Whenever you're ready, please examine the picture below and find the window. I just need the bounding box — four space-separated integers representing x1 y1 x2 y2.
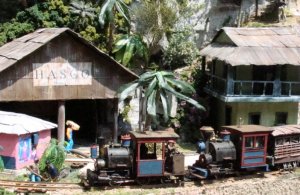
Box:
245 136 265 149
275 112 288 125
276 138 283 145
245 137 254 148
255 136 265 148
291 136 299 144
248 112 261 125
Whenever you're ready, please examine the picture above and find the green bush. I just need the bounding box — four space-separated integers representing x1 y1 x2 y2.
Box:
163 31 199 70
39 139 66 174
0 156 4 171
0 188 15 195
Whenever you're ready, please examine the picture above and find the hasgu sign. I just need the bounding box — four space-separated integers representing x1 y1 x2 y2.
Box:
33 62 92 86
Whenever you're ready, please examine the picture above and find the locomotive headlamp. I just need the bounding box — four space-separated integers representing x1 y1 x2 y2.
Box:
96 159 106 168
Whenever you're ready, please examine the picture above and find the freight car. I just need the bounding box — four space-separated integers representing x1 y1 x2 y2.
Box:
267 125 300 170
86 130 185 186
189 125 300 179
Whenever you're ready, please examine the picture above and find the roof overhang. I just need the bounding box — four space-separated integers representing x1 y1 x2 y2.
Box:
200 43 300 66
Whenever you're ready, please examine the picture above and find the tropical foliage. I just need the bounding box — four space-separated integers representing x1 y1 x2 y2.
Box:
98 0 131 51
70 0 97 31
113 34 148 67
132 0 177 52
118 71 206 124
163 31 199 70
0 156 4 171
38 139 66 174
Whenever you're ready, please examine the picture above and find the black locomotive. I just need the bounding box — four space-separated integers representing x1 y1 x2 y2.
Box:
86 130 185 186
189 125 300 179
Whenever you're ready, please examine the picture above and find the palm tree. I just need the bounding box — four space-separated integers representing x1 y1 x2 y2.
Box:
70 0 96 31
118 71 206 130
98 0 131 52
112 34 148 67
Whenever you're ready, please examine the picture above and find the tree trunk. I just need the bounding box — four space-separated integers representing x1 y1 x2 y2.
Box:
107 21 115 53
255 0 259 18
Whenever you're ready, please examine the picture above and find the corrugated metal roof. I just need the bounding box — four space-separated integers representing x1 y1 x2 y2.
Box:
200 27 300 66
130 129 179 139
0 110 57 135
271 125 300 136
222 125 272 133
0 28 138 78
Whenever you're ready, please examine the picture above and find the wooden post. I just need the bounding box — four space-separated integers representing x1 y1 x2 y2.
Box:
226 64 234 95
201 56 206 74
113 99 118 143
94 100 99 143
274 65 281 96
138 88 143 132
57 101 65 143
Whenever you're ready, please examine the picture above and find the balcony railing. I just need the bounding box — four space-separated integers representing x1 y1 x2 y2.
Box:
206 75 300 96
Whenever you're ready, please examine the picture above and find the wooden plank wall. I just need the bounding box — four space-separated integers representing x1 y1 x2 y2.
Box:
0 33 135 101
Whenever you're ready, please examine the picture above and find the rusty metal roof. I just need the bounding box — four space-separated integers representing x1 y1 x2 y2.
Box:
271 125 300 136
222 125 272 133
0 110 57 135
200 27 300 66
130 129 179 140
0 28 138 78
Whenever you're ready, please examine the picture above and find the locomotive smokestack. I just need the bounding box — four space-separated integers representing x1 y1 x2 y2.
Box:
200 126 214 153
98 136 105 158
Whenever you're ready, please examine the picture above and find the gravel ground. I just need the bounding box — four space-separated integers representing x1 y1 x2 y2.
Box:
50 171 300 195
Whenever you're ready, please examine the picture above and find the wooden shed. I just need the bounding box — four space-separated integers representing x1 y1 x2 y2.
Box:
0 110 57 169
0 28 138 144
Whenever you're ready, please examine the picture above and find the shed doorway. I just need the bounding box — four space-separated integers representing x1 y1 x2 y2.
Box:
0 99 117 145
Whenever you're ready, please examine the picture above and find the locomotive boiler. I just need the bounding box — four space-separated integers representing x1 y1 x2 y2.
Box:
189 125 272 179
87 137 133 186
86 130 185 186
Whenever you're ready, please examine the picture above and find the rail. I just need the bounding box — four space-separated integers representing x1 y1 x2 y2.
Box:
0 179 83 193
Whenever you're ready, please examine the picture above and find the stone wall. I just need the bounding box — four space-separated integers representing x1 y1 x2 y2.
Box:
190 0 269 48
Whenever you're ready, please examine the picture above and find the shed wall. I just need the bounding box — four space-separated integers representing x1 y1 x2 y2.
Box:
0 33 135 101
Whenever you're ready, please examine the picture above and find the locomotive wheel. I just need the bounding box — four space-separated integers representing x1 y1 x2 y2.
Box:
160 177 171 184
136 177 150 185
109 174 122 187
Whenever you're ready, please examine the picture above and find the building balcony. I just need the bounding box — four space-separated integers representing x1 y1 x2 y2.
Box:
205 75 300 102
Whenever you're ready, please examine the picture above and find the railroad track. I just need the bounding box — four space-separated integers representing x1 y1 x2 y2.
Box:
0 170 288 193
0 179 83 193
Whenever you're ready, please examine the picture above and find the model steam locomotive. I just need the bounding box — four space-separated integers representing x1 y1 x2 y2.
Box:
188 125 300 179
85 124 300 186
86 130 185 186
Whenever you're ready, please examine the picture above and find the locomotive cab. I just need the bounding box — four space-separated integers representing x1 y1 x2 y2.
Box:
86 129 185 186
130 130 185 185
189 125 272 179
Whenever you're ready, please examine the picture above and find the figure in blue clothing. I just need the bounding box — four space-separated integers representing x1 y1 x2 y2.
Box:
65 120 80 152
46 160 59 181
28 160 41 182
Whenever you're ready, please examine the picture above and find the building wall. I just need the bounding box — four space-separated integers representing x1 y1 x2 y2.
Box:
16 130 51 169
0 134 18 169
191 0 268 47
0 130 51 169
228 102 299 126
235 65 252 80
0 134 18 157
0 33 136 101
285 65 300 81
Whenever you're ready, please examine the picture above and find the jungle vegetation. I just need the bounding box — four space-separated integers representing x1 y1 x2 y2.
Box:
0 0 206 140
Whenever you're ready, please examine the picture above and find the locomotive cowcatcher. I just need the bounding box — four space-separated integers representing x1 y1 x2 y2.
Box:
86 129 185 186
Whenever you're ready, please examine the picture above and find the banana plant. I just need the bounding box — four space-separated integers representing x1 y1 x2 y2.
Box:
113 34 149 67
118 71 206 126
98 0 131 51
